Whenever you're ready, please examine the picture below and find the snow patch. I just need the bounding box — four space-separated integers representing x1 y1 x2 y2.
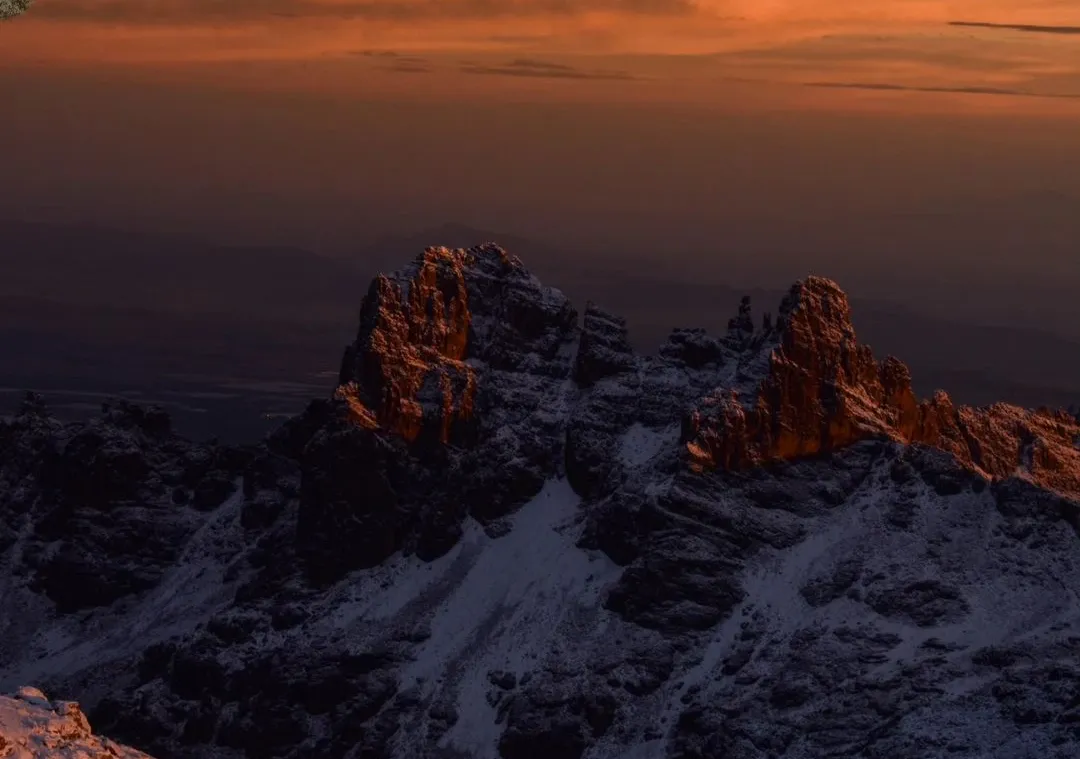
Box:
322 546 469 631
3 484 247 690
619 424 678 468
390 478 620 757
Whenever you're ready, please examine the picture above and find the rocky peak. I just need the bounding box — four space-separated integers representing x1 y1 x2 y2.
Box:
17 391 50 419
289 244 583 581
772 275 861 368
683 276 1080 501
337 244 577 451
337 246 478 446
333 254 1080 505
574 302 635 387
726 294 755 345
659 328 729 370
99 398 173 438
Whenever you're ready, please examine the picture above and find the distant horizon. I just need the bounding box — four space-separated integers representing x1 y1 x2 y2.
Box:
2 1 1079 436
3 210 1078 341
3 212 1080 445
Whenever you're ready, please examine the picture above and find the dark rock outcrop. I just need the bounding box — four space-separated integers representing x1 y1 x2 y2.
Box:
574 303 635 388
0 394 249 613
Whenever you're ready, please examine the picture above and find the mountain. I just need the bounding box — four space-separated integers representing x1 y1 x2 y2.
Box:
2 245 1080 759
4 219 1080 443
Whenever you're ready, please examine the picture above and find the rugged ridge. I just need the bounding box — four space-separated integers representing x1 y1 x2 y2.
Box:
0 394 250 614
1 245 1080 759
682 276 1080 502
336 258 1080 507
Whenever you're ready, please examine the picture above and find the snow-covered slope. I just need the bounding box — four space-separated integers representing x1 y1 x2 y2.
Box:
1 245 1079 759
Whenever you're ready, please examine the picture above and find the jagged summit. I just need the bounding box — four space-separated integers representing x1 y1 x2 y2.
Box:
334 249 1080 503
684 275 1080 503
336 244 575 447
3 245 1080 759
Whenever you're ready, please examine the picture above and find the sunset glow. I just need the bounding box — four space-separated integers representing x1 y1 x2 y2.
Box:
2 0 1078 113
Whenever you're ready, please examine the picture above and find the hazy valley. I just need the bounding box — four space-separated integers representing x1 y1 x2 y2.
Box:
3 220 1079 441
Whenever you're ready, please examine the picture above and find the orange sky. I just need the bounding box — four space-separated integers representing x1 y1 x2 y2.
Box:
2 0 1080 114
1 1 1079 325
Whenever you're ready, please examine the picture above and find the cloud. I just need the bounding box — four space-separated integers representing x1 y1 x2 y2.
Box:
805 81 1080 100
8 0 1080 119
381 56 434 74
32 0 697 24
383 62 433 73
720 34 1030 74
460 58 640 80
486 34 554 44
949 21 1080 35
352 49 433 72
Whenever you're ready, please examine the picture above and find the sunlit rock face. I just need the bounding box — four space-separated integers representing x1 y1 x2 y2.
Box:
337 244 577 453
3 247 1080 759
337 246 476 448
682 276 1080 502
0 686 153 758
336 253 1080 503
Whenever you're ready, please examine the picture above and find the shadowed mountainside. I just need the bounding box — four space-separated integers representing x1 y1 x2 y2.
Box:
2 245 1080 759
